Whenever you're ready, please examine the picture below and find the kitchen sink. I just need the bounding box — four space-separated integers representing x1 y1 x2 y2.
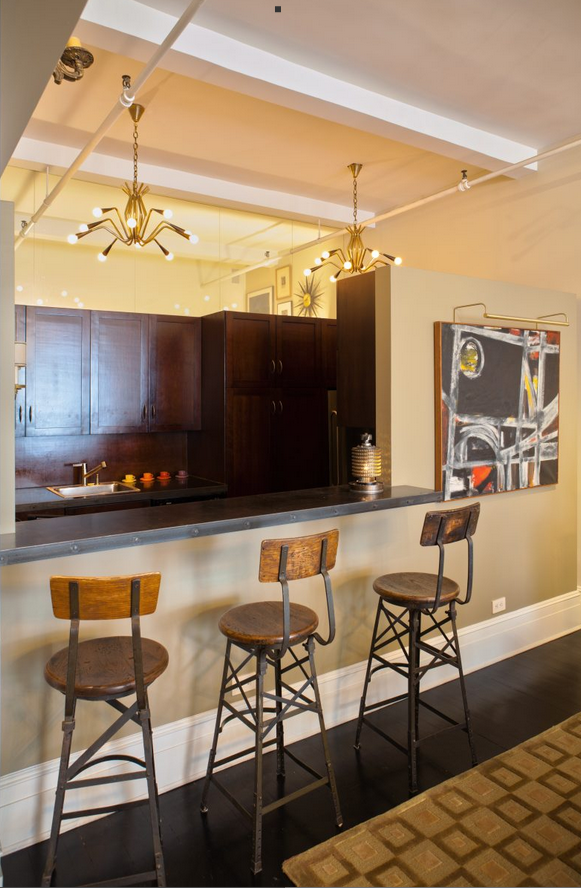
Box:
47 482 141 499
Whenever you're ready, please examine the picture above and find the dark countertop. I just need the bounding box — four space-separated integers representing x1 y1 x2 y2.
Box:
15 476 227 513
1 485 441 566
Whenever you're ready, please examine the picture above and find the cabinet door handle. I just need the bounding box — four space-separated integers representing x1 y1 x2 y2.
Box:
278 400 283 415
271 400 276 415
29 406 32 423
142 405 147 421
277 359 283 374
270 359 276 374
151 404 156 419
19 405 23 423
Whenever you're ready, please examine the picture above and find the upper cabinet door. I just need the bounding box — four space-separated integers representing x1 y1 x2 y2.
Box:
149 315 201 431
225 312 276 388
321 319 338 389
25 307 90 436
275 316 321 387
91 311 149 434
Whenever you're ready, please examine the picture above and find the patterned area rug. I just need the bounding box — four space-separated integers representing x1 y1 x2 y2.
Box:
283 713 581 887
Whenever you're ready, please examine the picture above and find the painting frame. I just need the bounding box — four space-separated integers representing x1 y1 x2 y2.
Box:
435 320 560 501
246 286 274 314
276 265 292 300
277 300 293 316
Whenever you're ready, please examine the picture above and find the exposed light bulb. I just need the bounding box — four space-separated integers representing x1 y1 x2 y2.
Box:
165 252 174 261
36 298 44 305
163 209 173 219
16 285 23 293
97 252 107 262
79 224 89 233
77 302 84 308
321 251 330 260
188 233 199 244
204 295 210 302
223 306 229 311
92 207 103 218
74 297 80 303
127 217 137 229
371 249 380 259
330 275 337 283
304 268 312 276
67 234 78 244
394 256 402 265
232 302 238 309
314 257 322 265
135 243 142 249
343 260 352 270
174 303 180 309
184 308 190 315
61 290 68 297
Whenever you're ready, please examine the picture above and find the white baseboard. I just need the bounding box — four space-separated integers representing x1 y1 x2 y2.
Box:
2 589 580 855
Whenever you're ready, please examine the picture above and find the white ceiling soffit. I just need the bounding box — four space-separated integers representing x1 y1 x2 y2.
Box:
79 0 537 176
12 137 364 227
0 0 88 175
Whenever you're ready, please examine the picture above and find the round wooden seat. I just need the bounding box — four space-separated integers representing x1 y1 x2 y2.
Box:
373 571 460 608
219 601 319 648
44 636 169 700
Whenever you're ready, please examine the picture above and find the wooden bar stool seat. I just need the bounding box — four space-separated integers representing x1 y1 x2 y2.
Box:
45 636 169 700
202 530 343 875
218 601 319 648
373 571 460 609
42 574 168 888
355 504 480 795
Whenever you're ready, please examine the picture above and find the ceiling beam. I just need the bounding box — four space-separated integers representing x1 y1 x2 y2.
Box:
80 0 537 176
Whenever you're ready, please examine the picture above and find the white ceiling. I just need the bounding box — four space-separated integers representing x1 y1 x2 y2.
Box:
4 0 581 254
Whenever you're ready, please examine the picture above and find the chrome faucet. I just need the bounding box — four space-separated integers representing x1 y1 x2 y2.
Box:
73 461 107 485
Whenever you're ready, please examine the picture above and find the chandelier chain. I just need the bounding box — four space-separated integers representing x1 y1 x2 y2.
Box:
353 174 358 225
133 123 139 188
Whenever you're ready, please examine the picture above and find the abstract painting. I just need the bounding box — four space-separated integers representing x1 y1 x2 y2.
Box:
435 322 560 500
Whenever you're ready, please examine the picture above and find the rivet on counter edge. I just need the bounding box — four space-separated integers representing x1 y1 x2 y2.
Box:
133 537 139 544
290 514 296 520
245 521 250 527
192 528 199 536
71 544 79 552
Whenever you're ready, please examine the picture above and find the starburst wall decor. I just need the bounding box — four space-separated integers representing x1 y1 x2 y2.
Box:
295 274 325 317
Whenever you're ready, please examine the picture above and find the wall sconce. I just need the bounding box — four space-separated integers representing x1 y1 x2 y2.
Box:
350 432 383 494
14 342 26 399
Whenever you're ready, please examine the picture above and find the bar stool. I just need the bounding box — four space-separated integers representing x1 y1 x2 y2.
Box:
42 574 168 888
354 503 480 794
201 530 343 874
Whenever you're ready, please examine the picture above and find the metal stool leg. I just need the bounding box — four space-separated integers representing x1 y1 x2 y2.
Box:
251 649 267 875
354 599 383 750
274 656 285 778
307 638 343 828
201 641 232 813
449 602 478 767
415 611 422 740
140 694 166 887
41 711 76 887
408 609 420 794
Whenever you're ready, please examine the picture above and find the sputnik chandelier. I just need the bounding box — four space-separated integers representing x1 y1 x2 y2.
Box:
304 163 401 282
68 92 198 262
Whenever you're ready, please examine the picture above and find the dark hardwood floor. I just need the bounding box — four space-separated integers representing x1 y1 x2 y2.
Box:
4 630 581 887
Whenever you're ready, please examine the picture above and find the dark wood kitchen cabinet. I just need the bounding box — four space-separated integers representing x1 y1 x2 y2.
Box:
25 306 90 436
149 314 201 431
15 305 26 438
90 311 149 434
90 311 201 434
192 311 336 497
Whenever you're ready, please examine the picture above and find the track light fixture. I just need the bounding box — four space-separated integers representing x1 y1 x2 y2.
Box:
304 163 402 282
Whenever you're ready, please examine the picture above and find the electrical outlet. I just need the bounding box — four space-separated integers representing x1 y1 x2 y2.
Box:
492 597 506 615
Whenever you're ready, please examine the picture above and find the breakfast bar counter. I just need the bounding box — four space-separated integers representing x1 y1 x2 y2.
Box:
1 484 441 565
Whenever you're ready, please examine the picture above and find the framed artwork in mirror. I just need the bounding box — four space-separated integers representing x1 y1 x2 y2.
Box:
276 266 292 300
277 300 293 316
247 286 274 314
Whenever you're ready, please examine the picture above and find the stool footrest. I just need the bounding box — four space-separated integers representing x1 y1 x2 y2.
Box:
86 869 158 887
212 738 277 771
210 775 252 821
418 698 459 725
66 770 146 790
284 747 323 781
61 797 147 819
358 716 408 755
361 692 408 714
262 776 329 815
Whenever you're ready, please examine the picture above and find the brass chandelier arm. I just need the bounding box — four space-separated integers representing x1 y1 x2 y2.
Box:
77 219 129 243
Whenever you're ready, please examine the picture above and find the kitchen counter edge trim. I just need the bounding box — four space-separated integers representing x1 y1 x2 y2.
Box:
0 485 442 565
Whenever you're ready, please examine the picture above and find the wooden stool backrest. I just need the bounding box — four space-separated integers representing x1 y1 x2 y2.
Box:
420 503 480 547
50 573 161 620
259 530 339 582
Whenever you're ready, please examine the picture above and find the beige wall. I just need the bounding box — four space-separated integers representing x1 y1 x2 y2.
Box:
0 201 15 531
